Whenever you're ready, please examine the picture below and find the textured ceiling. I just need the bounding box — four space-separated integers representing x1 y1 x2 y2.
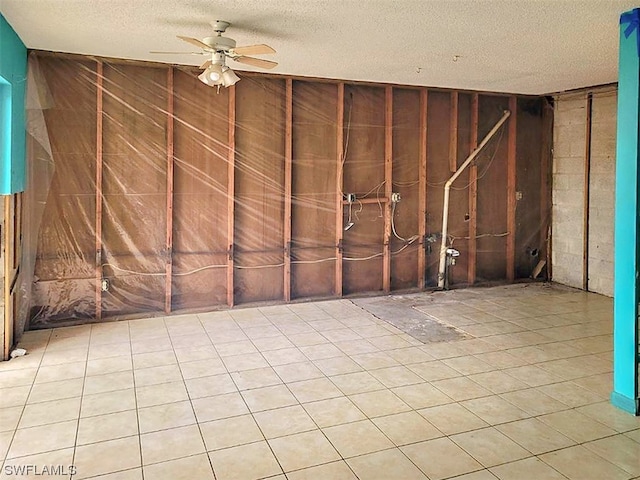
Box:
1 0 637 94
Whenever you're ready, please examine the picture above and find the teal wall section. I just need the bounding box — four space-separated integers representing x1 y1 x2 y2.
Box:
0 14 27 193
612 8 640 415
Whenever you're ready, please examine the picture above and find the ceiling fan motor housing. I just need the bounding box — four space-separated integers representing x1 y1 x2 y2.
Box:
203 35 236 51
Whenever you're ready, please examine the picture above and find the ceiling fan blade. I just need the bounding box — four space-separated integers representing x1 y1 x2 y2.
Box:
234 56 278 70
150 51 204 55
200 60 212 69
177 35 211 50
231 44 276 56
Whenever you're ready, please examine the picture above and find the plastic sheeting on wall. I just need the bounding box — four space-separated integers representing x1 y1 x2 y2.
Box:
17 52 551 330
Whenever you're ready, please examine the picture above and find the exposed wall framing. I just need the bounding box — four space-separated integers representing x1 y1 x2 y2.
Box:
25 52 549 325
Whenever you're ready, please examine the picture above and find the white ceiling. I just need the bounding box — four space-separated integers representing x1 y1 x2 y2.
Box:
1 0 637 94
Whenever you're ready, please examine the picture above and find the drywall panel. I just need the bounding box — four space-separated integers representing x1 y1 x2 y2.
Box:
552 93 586 290
291 81 337 298
390 88 420 290
101 63 167 316
476 95 509 282
234 76 286 303
31 57 96 323
587 92 616 297
172 68 230 309
342 84 385 295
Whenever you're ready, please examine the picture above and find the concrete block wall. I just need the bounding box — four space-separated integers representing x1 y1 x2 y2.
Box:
552 88 616 296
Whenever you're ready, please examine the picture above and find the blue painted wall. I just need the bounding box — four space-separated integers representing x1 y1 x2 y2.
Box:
0 14 27 193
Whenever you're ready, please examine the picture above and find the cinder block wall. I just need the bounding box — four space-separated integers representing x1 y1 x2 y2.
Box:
552 88 616 296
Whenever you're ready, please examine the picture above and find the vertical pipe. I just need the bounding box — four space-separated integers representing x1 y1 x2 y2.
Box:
164 67 174 313
468 93 479 285
418 89 428 289
583 92 593 291
284 79 293 302
335 83 344 297
449 92 459 172
506 96 517 282
226 85 236 307
95 61 103 320
383 86 393 293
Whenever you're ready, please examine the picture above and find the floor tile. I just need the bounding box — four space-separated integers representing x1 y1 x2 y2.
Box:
141 424 205 465
0 406 23 433
132 350 176 370
467 371 528 394
0 431 12 460
490 457 568 480
450 427 531 467
299 343 344 360
138 400 196 433
500 389 569 416
584 434 640 476
85 357 131 377
537 409 617 443
1 384 31 408
330 371 386 395
323 419 394 457
402 437 484 480
273 361 324 383
178 358 226 380
214 341 258 357
288 377 343 403
81 388 136 418
372 411 442 445
418 403 488 435
450 471 500 480
302 396 366 428
252 335 294 352
369 366 424 388
350 351 401 370
185 374 237 399
35 361 86 383
262 347 308 366
287 460 358 480
18 397 81 428
577 402 640 433
540 445 630 480
222 353 269 372
200 414 264 450
241 385 298 412
253 405 316 438
391 382 453 409
1 448 74 479
7 420 78 459
461 395 530 425
231 367 282 390
173 345 219 363
432 377 492 401
77 410 139 445
136 381 188 408
496 418 575 455
73 436 141 480
191 392 249 422
503 365 564 387
209 441 282 480
443 355 495 375
314 356 362 376
347 448 428 479
349 389 411 418
143 453 215 480
538 381 604 408
134 364 182 387
268 430 340 472
84 371 134 396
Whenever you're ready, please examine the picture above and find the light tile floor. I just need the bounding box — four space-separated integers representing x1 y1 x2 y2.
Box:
1 283 639 479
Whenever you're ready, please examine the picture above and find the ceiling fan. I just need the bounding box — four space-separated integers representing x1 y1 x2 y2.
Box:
152 20 278 89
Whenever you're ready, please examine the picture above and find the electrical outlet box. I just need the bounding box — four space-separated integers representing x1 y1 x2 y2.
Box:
101 278 110 292
346 193 356 203
391 192 401 203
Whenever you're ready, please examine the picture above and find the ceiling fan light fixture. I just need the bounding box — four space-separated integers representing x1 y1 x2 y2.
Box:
198 64 224 86
221 67 240 87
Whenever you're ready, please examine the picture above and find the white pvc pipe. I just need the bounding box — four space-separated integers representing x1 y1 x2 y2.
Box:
437 109 512 289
